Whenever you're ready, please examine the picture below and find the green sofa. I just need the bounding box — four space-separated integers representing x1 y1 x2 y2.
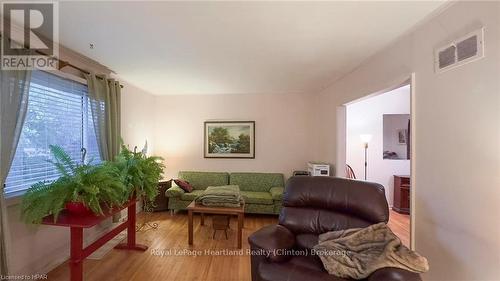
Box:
166 171 285 215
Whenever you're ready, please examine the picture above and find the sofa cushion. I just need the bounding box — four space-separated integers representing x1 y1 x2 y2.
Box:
178 171 229 190
230 173 284 192
241 191 274 205
180 190 205 201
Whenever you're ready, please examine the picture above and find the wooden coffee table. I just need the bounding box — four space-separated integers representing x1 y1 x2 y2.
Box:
187 201 245 248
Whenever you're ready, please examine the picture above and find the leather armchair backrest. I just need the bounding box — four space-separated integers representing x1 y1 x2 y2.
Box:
279 176 389 234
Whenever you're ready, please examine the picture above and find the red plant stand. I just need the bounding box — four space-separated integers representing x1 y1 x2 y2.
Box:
41 199 148 281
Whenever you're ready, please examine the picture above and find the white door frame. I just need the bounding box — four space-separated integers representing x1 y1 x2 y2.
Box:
336 73 416 250
409 73 416 250
335 106 347 178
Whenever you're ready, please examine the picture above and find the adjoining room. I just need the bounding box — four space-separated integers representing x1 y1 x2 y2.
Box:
345 84 411 246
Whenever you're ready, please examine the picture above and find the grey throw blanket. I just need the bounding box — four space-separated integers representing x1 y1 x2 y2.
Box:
313 222 429 280
195 185 244 207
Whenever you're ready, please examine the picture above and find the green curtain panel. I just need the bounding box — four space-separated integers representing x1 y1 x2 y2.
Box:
85 74 122 161
0 62 32 274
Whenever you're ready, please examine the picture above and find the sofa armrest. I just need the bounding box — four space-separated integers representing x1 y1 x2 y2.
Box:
269 186 284 201
248 225 295 262
367 268 422 281
165 185 185 198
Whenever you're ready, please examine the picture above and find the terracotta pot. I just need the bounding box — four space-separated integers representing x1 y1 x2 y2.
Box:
65 202 93 215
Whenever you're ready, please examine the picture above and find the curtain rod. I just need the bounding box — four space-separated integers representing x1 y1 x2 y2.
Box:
0 33 123 88
36 50 124 89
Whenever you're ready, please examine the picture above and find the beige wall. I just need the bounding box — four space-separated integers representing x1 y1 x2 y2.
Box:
153 93 316 180
120 80 156 154
315 1 500 280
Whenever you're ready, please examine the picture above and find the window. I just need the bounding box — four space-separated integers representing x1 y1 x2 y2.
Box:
4 70 102 195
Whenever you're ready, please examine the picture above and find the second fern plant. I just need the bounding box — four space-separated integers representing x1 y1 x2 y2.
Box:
21 145 128 224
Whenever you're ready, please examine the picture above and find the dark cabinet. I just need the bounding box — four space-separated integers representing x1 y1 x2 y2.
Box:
151 180 172 212
393 175 410 214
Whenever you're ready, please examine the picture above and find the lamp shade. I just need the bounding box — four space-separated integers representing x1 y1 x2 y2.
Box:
360 134 373 143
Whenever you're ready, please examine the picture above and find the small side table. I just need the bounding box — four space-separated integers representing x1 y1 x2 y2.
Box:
151 179 172 212
137 180 172 232
187 201 244 249
212 215 230 239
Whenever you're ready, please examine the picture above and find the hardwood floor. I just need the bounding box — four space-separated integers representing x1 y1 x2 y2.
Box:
47 210 410 281
47 212 276 281
388 209 410 247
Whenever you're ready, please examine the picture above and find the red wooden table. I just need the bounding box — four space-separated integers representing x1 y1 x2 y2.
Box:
41 199 148 281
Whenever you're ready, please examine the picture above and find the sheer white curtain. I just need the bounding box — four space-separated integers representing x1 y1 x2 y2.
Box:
0 60 32 274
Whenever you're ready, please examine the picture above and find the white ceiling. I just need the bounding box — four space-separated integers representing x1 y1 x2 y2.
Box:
58 1 447 95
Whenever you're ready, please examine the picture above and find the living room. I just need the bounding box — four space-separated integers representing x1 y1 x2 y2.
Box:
1 1 499 281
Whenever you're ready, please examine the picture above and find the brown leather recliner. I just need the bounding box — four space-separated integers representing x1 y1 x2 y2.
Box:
248 176 422 281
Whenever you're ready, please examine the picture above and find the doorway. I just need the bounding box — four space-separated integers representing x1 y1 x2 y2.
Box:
336 76 415 249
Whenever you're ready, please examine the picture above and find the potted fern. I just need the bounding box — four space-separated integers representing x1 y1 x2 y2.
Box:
111 144 165 210
21 145 127 224
21 143 165 224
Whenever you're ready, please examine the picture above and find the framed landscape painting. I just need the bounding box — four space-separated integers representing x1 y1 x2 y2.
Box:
204 121 255 158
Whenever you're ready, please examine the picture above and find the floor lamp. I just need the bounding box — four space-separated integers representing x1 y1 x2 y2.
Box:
360 134 372 180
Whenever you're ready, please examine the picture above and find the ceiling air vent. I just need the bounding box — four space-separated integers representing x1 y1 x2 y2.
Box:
435 28 484 73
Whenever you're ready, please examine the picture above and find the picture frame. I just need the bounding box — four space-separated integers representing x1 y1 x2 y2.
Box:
204 121 255 158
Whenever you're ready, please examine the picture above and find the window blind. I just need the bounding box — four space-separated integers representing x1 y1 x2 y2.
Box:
4 70 102 195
